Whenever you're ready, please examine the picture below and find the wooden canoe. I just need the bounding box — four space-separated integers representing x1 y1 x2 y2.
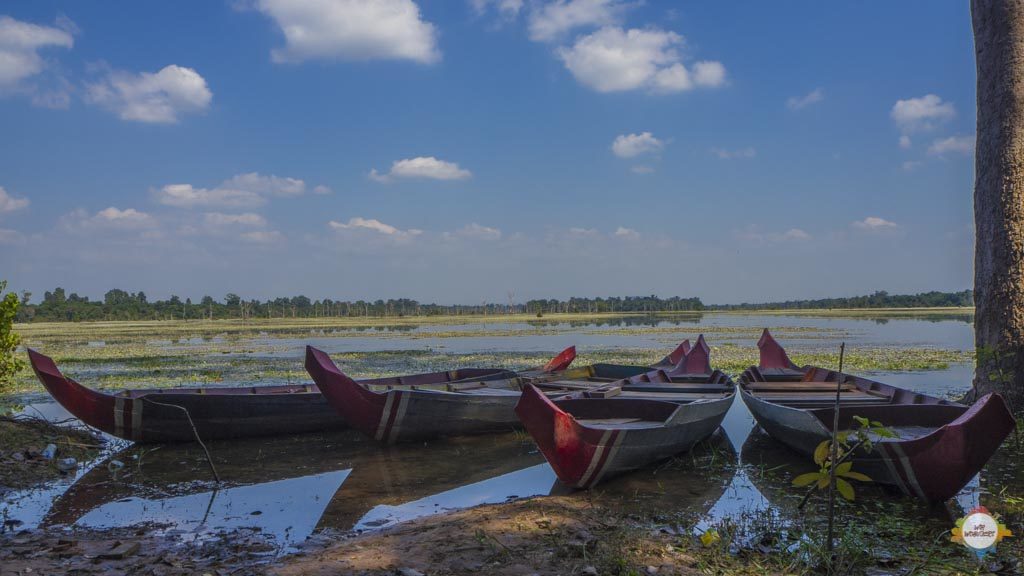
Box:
738 329 1016 503
304 341 700 444
27 347 557 443
514 335 736 488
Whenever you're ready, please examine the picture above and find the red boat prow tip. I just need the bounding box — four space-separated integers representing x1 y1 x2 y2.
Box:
757 328 797 369
514 384 589 485
543 345 576 373
661 339 691 367
666 334 711 376
28 348 117 435
304 346 387 439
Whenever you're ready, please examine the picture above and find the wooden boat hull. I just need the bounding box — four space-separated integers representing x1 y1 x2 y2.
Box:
515 385 734 489
305 346 580 443
739 330 1016 503
29 349 343 443
29 349 522 444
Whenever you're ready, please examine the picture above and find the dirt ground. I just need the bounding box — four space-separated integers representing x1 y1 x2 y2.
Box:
271 497 741 576
0 525 284 576
1 497 732 576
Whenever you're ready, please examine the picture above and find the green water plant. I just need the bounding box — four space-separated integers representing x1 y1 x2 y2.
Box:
793 416 895 503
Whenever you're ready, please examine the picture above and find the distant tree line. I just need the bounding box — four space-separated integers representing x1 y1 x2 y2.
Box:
11 288 972 323
707 290 974 311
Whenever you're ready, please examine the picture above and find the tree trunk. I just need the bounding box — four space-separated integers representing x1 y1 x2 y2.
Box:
973 0 1024 412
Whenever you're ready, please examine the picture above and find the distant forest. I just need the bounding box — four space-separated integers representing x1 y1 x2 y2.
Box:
11 288 974 323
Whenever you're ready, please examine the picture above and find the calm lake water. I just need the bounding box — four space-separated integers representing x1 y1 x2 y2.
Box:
4 312 1004 557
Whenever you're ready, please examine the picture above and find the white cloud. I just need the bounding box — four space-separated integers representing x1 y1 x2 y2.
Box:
240 230 285 243
927 135 974 156
853 216 898 230
692 61 726 87
614 226 639 239
899 135 912 149
86 64 212 124
370 156 472 182
611 132 664 158
780 228 810 240
0 228 24 245
220 172 305 197
902 160 922 172
156 184 264 209
329 217 423 237
786 88 823 110
557 27 725 94
711 147 756 160
61 207 159 233
471 0 524 19
528 0 628 42
202 212 267 228
155 173 310 208
891 94 955 134
737 226 810 243
445 222 502 240
567 227 598 236
0 186 30 214
631 164 654 174
252 0 440 64
313 184 333 195
0 16 74 91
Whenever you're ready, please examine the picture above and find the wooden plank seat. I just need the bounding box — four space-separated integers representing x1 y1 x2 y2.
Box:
750 390 891 403
758 367 807 381
616 391 733 402
745 381 856 392
578 418 662 430
622 384 735 394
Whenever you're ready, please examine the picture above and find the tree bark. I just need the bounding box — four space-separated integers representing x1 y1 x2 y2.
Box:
973 0 1024 413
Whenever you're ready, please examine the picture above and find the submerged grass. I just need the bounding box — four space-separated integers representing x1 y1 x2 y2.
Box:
5 313 973 397
3 346 971 397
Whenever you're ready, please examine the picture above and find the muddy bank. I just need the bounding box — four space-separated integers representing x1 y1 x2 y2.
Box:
0 525 281 576
0 416 102 494
270 496 777 576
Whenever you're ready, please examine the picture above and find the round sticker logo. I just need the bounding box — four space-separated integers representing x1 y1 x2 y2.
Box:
961 512 999 550
951 506 1012 558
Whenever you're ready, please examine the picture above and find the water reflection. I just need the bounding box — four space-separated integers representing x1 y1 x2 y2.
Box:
76 471 348 553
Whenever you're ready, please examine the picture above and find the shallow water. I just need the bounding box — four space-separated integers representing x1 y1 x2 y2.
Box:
5 312 1014 558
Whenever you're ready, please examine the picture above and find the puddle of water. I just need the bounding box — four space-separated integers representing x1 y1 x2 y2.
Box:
76 470 349 554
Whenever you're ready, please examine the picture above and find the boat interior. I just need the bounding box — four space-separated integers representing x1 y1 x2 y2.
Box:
740 365 957 409
552 397 682 429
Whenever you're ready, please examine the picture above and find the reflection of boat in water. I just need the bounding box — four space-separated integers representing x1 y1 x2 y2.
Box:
44 427 738 541
43 430 548 534
75 470 350 551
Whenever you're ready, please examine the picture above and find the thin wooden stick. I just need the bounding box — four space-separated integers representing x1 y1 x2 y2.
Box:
826 342 845 554
141 398 220 483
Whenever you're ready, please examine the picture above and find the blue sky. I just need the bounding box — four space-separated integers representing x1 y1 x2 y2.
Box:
0 1 977 304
